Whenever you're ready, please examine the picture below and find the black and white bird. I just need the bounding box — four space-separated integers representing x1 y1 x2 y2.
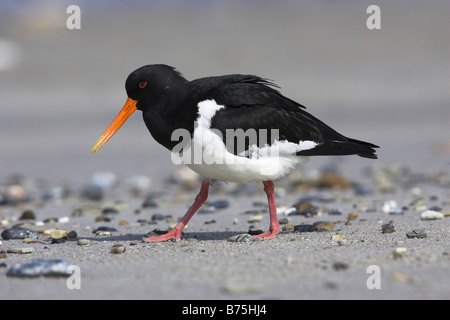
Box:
92 64 378 241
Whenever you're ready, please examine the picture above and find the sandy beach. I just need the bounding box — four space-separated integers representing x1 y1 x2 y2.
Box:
0 1 449 301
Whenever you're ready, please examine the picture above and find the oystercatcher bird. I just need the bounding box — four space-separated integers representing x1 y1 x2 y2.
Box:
92 64 378 242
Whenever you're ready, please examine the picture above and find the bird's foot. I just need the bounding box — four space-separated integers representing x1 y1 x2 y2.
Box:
143 229 182 242
251 227 279 240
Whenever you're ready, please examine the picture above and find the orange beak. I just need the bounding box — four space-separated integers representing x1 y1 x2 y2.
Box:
91 98 138 153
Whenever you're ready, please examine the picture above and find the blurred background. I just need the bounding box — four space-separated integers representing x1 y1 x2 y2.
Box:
0 0 449 184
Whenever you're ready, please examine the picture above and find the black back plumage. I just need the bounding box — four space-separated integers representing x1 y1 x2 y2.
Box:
189 74 378 159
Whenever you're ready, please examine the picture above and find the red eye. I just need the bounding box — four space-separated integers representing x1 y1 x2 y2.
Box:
139 82 147 88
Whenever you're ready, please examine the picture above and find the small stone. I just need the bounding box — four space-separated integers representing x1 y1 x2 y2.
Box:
282 224 295 232
389 208 404 215
328 208 342 216
382 200 398 214
119 220 129 226
332 261 349 271
248 228 264 236
393 272 411 283
51 238 65 244
406 229 427 239
278 217 289 225
227 234 253 242
102 207 119 215
95 231 112 237
67 231 77 240
314 222 335 231
7 259 72 277
142 196 158 208
222 283 264 295
208 199 230 209
409 198 426 211
1 228 39 240
93 226 117 233
198 206 217 214
19 210 36 220
420 210 444 220
7 247 34 254
247 214 263 223
151 213 165 221
77 239 90 245
331 234 345 240
347 212 358 220
111 244 126 254
294 224 318 233
95 215 111 222
50 230 68 239
382 223 395 234
393 247 407 259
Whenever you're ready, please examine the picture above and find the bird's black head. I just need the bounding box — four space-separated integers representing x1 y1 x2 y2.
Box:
91 64 187 153
125 64 187 111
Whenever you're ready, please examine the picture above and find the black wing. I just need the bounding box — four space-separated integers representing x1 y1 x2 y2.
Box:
192 75 378 159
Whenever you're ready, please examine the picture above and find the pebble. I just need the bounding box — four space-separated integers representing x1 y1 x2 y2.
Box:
382 223 395 234
19 210 36 220
248 228 264 236
328 208 342 216
111 244 126 254
247 214 263 223
347 213 358 220
208 199 230 209
151 213 165 221
406 229 427 239
7 247 34 254
222 283 264 295
409 198 426 211
331 234 345 240
198 206 217 214
68 231 77 240
93 226 118 233
282 224 295 232
314 221 335 231
51 238 65 244
127 175 151 196
1 228 39 240
420 210 444 220
7 259 72 277
382 200 398 214
142 195 159 208
77 239 90 245
278 217 289 225
227 234 253 242
393 247 407 259
389 207 404 215
332 261 349 271
294 224 318 233
50 230 68 239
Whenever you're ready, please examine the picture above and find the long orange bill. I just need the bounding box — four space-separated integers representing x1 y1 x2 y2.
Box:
91 98 138 153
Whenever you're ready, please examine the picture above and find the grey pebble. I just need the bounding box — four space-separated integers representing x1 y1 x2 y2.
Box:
7 247 34 254
406 229 427 239
382 223 396 234
1 228 39 240
7 259 72 277
227 234 253 242
77 239 90 245
93 226 118 233
208 199 230 209
294 224 318 233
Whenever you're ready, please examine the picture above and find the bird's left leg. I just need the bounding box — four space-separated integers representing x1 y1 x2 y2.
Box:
143 179 210 242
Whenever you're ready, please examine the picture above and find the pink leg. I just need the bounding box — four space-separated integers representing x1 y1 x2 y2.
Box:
144 179 210 242
252 180 280 239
